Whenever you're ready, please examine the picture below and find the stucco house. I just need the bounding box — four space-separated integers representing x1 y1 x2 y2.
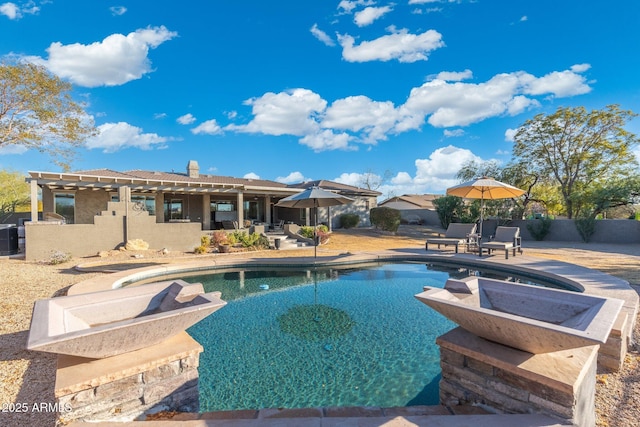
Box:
23 161 379 260
378 194 442 225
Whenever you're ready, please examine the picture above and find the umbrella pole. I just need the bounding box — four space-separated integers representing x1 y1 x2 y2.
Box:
314 202 318 259
480 195 484 239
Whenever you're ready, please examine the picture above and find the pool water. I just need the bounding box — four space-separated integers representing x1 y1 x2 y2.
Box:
185 262 545 411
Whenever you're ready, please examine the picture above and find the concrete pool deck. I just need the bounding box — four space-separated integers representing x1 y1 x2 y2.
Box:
59 246 638 427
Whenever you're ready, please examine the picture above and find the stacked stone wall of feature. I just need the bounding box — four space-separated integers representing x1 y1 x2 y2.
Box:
438 328 598 427
54 332 202 423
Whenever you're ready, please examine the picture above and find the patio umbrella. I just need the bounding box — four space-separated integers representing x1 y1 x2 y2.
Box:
275 187 354 258
446 177 525 238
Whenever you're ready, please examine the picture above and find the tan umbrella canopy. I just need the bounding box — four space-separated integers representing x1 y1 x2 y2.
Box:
446 177 526 237
275 187 354 257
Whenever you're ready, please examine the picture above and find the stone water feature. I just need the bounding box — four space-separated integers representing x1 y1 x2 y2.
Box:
416 277 623 427
27 280 226 422
415 276 625 427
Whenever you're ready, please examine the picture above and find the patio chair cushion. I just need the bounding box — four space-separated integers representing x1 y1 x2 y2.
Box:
481 226 522 259
425 223 477 253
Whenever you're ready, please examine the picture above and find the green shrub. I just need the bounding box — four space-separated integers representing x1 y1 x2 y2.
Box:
433 195 465 229
575 216 597 243
340 213 360 229
200 235 211 247
194 245 208 254
526 217 553 241
369 207 401 232
231 231 262 248
299 225 330 244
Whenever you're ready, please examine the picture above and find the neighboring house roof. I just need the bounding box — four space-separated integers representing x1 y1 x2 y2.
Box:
379 194 441 209
288 180 382 197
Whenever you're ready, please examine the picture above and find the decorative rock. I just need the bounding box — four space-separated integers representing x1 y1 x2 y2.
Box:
125 239 150 251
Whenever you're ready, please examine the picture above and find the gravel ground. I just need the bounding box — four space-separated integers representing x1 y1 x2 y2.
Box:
0 226 638 426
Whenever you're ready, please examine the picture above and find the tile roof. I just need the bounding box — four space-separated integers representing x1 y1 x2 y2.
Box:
380 194 441 208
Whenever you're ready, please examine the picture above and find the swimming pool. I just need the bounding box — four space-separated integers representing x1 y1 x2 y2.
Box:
183 262 557 412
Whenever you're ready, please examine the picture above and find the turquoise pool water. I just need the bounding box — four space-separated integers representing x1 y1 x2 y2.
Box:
185 262 547 411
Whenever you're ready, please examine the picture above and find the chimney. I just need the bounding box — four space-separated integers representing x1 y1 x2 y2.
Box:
187 160 199 178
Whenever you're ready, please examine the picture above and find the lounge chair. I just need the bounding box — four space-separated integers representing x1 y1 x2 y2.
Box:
425 223 477 253
480 226 522 259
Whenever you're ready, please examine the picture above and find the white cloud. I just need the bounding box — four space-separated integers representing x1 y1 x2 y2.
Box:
520 15 528 22
504 128 518 141
229 88 326 136
154 112 167 120
109 6 127 16
375 145 486 196
191 119 222 135
0 1 38 19
571 63 591 73
522 67 591 97
310 24 335 47
338 0 375 14
27 26 177 87
333 172 370 188
435 69 472 81
244 172 260 180
177 113 196 125
322 96 399 142
0 2 19 19
275 171 310 184
443 129 464 138
225 66 592 152
354 6 392 27
86 122 172 153
402 66 590 128
299 129 353 151
338 27 444 63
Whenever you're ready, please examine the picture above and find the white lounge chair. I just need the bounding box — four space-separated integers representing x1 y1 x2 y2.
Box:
425 223 477 253
480 226 522 259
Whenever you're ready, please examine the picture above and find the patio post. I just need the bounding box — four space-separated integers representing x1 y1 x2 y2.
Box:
237 190 244 227
30 178 39 222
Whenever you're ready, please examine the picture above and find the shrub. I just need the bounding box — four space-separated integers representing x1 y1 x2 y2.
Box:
48 250 72 265
433 196 465 229
575 216 597 243
194 245 208 254
526 217 553 241
340 213 360 229
200 235 211 247
299 225 330 244
369 207 401 232
210 230 229 246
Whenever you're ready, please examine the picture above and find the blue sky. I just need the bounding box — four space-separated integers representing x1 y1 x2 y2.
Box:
1 0 639 198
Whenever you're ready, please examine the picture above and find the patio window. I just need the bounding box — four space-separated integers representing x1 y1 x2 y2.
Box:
54 193 75 224
132 195 156 215
164 199 183 221
244 200 261 222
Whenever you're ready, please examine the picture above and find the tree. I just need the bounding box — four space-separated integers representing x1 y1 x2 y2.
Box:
0 62 96 170
0 169 30 216
512 105 640 218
